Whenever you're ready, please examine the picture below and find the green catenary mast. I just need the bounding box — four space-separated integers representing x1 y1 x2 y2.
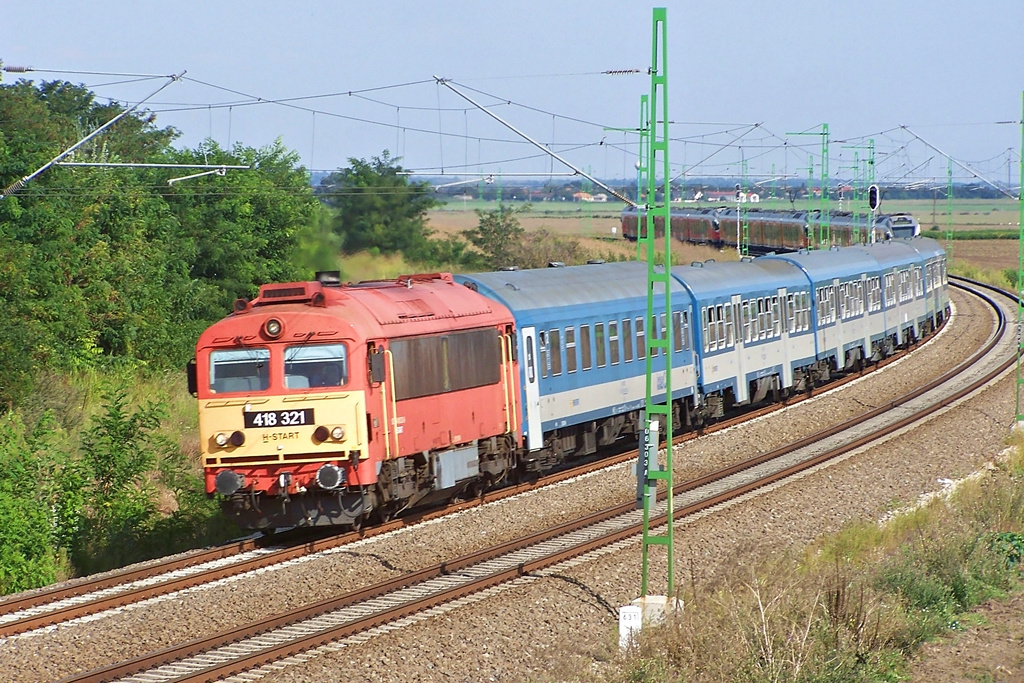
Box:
1015 91 1024 422
635 95 649 260
790 125 830 246
638 6 675 598
946 157 954 261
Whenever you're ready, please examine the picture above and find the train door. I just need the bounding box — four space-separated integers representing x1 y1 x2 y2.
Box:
860 273 871 357
831 278 843 362
777 287 792 387
521 327 543 451
731 295 748 403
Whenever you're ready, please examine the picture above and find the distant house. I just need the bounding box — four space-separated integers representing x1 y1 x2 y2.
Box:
592 193 608 202
705 190 759 203
573 191 594 202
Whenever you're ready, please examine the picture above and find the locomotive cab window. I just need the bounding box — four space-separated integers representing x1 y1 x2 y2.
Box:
285 343 348 389
210 348 271 393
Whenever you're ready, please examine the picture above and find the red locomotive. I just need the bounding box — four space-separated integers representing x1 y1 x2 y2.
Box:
188 272 521 530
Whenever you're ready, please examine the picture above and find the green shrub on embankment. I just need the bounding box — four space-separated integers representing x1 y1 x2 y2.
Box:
0 369 237 594
609 443 1024 682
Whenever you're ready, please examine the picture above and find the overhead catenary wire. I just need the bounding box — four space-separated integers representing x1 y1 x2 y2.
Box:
900 124 1018 200
1 71 186 198
435 77 637 208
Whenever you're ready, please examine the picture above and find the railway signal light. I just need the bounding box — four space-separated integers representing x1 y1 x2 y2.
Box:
868 184 880 211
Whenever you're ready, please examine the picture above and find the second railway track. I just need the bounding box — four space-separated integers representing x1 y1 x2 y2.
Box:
0 282 981 640
41 277 1017 683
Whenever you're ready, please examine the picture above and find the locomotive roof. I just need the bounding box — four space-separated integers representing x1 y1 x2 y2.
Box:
455 261 688 317
197 274 513 349
670 258 806 300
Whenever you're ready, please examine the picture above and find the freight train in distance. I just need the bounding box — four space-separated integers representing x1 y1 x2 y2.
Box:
189 237 948 532
620 206 921 254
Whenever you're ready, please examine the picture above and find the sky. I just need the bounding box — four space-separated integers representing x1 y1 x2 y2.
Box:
3 1 1024 190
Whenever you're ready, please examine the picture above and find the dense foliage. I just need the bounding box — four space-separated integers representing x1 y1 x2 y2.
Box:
0 79 620 593
317 150 439 259
0 79 318 408
0 79 318 589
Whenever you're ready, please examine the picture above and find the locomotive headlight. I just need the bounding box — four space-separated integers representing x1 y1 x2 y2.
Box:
229 430 245 447
264 318 283 338
313 425 345 443
215 432 229 447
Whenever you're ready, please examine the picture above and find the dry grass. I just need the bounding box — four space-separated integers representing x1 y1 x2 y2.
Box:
427 209 736 269
590 444 1024 683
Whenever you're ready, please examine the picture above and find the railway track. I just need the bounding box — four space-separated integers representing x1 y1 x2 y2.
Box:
0 290 960 640
0 281 990 638
50 278 1016 683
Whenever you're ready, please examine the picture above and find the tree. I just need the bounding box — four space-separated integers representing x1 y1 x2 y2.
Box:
164 139 318 317
462 204 530 269
318 151 438 258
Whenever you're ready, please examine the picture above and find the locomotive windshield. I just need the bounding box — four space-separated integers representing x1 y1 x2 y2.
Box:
284 343 348 389
209 348 270 393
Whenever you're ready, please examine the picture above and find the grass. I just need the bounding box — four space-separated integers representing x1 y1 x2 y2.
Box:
593 441 1024 683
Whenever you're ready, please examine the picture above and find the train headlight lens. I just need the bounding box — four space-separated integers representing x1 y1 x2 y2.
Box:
331 426 345 440
264 318 283 338
313 426 329 443
316 464 345 490
215 470 245 495
215 433 229 447
229 431 245 447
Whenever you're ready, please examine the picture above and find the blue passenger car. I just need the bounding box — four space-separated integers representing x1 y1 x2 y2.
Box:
670 258 812 409
897 237 950 332
845 239 936 347
763 247 888 373
456 262 696 459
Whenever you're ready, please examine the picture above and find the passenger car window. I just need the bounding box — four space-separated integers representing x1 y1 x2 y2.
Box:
565 327 578 374
580 325 592 371
549 329 562 376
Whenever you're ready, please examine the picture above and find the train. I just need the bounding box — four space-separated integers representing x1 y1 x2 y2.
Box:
620 206 921 253
189 237 949 531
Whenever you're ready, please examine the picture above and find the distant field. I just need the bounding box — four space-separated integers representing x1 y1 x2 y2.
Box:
429 198 1023 271
426 206 731 265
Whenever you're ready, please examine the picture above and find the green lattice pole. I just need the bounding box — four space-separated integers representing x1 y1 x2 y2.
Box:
946 157 954 261
1015 91 1024 423
639 6 674 599
635 95 649 260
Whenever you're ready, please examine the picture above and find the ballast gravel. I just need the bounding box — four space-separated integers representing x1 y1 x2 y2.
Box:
0 288 1006 683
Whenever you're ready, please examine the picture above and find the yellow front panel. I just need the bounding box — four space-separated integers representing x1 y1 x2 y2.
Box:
200 391 367 467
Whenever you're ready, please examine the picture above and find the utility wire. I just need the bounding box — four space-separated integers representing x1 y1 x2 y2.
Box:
2 71 185 197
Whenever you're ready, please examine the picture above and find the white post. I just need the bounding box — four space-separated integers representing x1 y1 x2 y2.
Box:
618 605 643 649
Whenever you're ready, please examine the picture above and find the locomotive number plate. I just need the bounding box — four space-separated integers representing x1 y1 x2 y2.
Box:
243 408 314 429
